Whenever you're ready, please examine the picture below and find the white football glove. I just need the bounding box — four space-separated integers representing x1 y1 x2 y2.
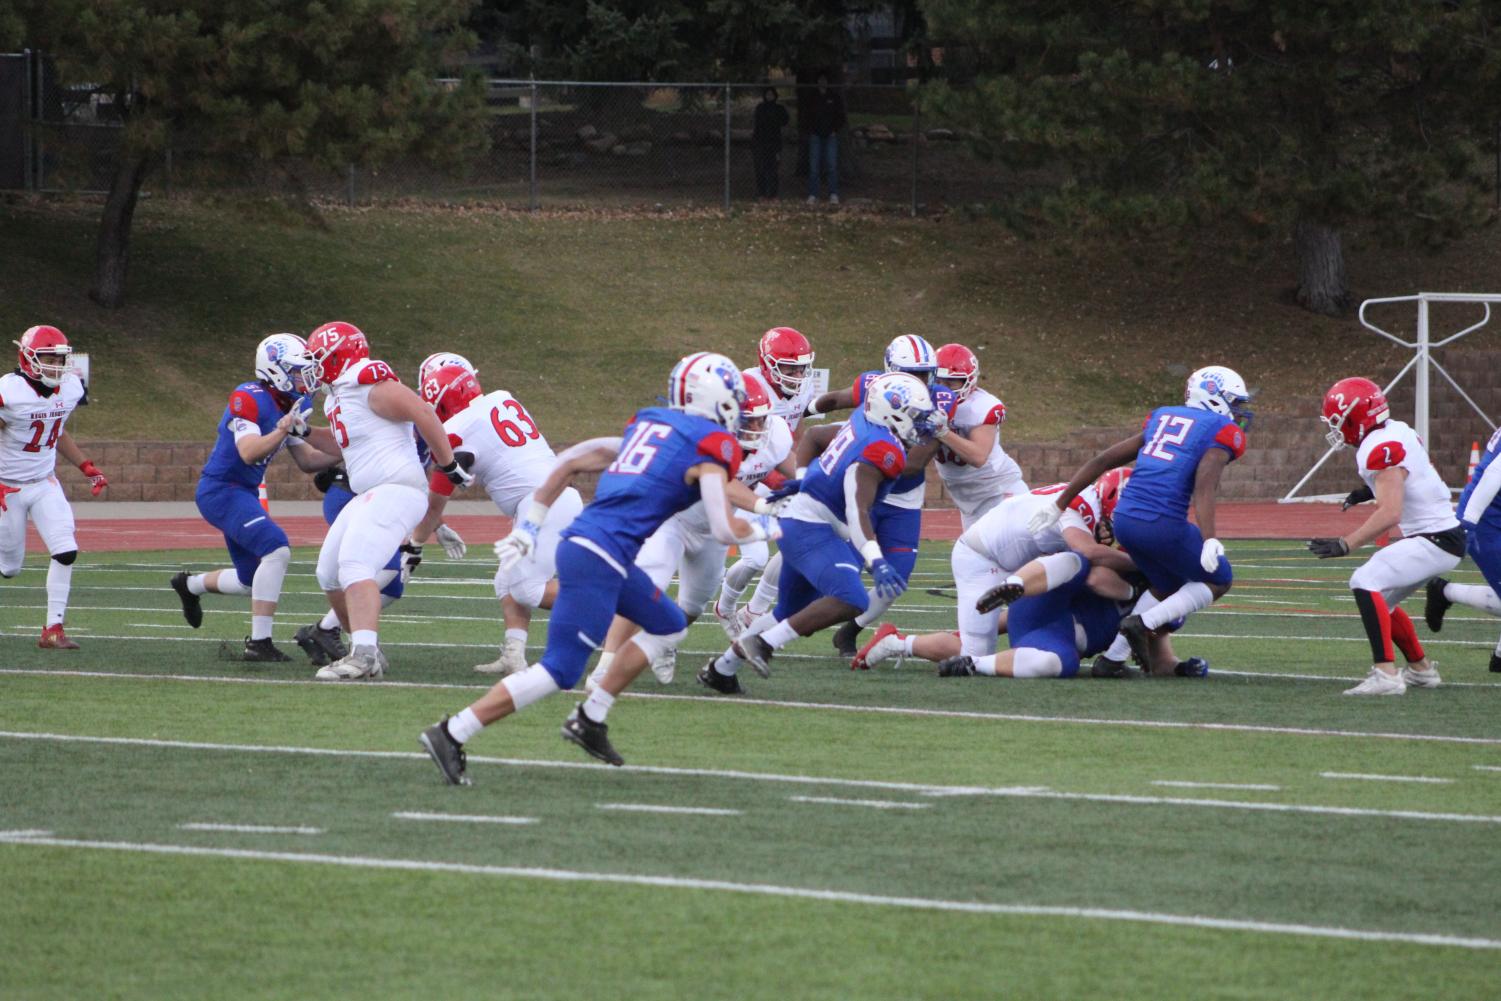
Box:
749 513 782 543
1026 499 1063 535
753 496 793 518
927 408 951 440
435 523 467 560
494 520 541 570
1200 537 1225 572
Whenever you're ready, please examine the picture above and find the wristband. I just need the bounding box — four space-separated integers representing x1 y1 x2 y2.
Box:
525 499 550 528
753 498 776 515
794 467 808 480
860 539 883 568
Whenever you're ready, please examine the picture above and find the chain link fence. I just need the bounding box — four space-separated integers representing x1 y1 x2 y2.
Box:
9 66 1010 213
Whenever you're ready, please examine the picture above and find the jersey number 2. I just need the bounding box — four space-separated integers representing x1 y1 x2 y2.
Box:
1144 415 1195 461
490 400 541 447
608 422 672 475
23 418 62 453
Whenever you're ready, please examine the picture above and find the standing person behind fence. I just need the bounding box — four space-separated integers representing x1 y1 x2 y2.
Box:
752 87 791 199
804 74 846 206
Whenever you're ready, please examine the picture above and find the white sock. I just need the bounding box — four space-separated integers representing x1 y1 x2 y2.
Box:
250 615 274 641
351 628 377 649
761 620 799 649
446 707 484 744
902 635 916 655
251 546 290 604
1104 633 1131 662
1444 582 1501 616
1142 582 1213 630
973 655 997 676
856 590 896 629
718 561 756 612
45 559 72 627
713 647 744 676
206 570 248 596
1493 633 1501 656
505 628 528 646
318 608 341 632
186 573 210 596
581 687 615 723
595 651 615 676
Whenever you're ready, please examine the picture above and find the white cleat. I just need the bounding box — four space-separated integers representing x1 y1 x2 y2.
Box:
1343 667 1406 696
474 636 529 675
735 606 760 635
1400 662 1441 689
713 603 742 641
315 644 385 681
651 647 677 685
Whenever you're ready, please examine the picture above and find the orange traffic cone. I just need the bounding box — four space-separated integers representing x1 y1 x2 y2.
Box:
1468 441 1481 482
258 480 270 513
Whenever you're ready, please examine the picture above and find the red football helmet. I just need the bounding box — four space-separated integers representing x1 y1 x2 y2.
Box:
739 373 773 451
1094 467 1132 521
758 326 814 398
934 343 979 401
422 363 483 422
306 321 370 388
16 325 73 388
1321 377 1389 448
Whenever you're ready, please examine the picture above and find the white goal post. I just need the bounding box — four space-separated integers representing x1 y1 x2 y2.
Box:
1281 292 1500 502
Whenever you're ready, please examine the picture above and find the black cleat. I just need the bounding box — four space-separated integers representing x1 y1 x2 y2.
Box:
419 717 471 786
697 662 744 695
1173 657 1210 678
241 636 292 663
832 620 862 659
169 572 203 628
1491 653 1501 674
1424 577 1452 633
976 580 1025 613
1090 655 1131 679
1118 614 1153 667
294 623 347 667
562 708 624 766
735 633 774 678
937 655 978 677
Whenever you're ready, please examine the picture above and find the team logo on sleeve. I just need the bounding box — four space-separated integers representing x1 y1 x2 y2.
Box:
881 450 897 472
721 439 735 463
231 395 245 415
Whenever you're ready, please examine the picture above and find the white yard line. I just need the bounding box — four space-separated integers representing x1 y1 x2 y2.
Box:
178 823 323 835
1474 765 1501 773
788 795 931 810
0 834 1493 951
0 730 1494 826
596 803 742 816
0 829 52 839
1151 781 1282 792
392 811 536 825
1319 772 1456 785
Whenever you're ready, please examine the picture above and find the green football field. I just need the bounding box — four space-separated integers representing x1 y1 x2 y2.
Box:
3 539 1501 1000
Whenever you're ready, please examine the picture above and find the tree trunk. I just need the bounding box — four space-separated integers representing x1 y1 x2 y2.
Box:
1294 218 1351 316
89 151 151 308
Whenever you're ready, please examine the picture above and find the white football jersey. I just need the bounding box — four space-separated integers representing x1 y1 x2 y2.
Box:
1355 420 1458 536
0 372 86 483
744 366 815 434
324 359 427 494
958 483 1102 571
674 414 793 538
935 387 1026 509
443 389 558 517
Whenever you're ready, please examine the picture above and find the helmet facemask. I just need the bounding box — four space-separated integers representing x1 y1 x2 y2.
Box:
17 342 73 388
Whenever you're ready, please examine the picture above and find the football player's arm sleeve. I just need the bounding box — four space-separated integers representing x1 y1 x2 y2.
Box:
699 468 766 544
1462 457 1501 525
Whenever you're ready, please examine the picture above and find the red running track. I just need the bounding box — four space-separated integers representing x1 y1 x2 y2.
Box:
31 503 1369 554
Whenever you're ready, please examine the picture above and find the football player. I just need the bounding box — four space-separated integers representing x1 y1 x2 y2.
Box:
307 321 473 680
171 334 341 660
409 362 584 675
1309 378 1459 695
418 353 778 783
698 372 939 691
1425 424 1501 674
1029 366 1251 668
929 342 1028 528
0 325 108 648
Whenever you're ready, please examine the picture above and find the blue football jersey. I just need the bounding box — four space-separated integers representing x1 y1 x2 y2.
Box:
1115 405 1247 522
564 407 743 566
797 411 906 524
1458 426 1501 531
199 382 298 490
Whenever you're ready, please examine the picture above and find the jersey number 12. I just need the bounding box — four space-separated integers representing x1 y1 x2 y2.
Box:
1144 414 1195 462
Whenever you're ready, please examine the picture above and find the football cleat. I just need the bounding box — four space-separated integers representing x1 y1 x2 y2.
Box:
1424 578 1452 633
315 645 384 681
419 717 471 786
1118 615 1153 667
294 623 346 667
936 655 978 677
1090 655 1131 679
851 623 905 670
169 572 203 629
976 580 1024 613
696 662 744 695
241 636 292 663
473 636 529 676
561 708 625 766
1343 667 1406 696
37 624 79 650
713 602 743 640
650 647 677 684
1492 653 1501 674
832 620 862 659
1400 662 1441 689
735 634 774 678
1172 657 1210 678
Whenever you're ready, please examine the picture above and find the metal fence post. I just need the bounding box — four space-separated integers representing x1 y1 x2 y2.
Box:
1416 296 1431 445
21 49 33 191
529 78 538 211
346 164 355 206
910 102 920 217
723 84 732 213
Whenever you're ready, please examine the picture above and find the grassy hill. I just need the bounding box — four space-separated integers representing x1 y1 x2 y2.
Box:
2 194 1494 444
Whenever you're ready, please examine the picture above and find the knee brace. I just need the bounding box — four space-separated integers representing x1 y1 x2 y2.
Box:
251 546 290 603
1012 647 1065 679
51 550 78 567
628 628 688 663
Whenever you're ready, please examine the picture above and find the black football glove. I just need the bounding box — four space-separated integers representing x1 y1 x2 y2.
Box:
313 466 348 494
1341 485 1374 511
1307 537 1350 559
440 451 476 488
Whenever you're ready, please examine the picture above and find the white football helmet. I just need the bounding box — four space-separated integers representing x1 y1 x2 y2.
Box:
418 351 478 388
255 333 316 396
1184 365 1253 425
668 352 747 433
883 334 938 380
863 372 936 447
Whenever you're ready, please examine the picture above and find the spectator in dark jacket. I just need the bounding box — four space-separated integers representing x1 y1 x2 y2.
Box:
805 75 847 205
752 87 790 199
